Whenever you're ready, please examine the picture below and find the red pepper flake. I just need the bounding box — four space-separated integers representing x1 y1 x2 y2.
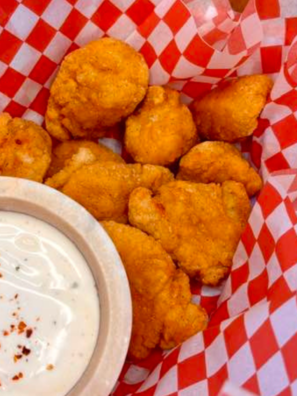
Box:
12 372 23 381
22 347 31 356
46 364 54 371
12 372 24 381
3 331 9 336
10 324 15 331
0 273 3 278
14 294 18 299
14 354 22 362
26 328 33 338
18 321 26 334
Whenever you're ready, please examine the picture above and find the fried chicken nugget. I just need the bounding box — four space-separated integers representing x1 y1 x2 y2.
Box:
47 139 124 177
177 141 262 196
49 162 173 222
129 181 251 286
45 38 149 141
46 148 98 189
0 113 51 182
102 221 208 359
125 86 198 166
191 75 273 142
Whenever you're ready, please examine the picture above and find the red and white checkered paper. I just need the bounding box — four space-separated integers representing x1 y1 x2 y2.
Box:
1 0 297 395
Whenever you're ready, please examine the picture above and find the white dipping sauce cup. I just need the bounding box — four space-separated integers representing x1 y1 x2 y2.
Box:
0 177 132 396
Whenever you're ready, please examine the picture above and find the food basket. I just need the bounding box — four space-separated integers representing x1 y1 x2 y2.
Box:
0 0 297 395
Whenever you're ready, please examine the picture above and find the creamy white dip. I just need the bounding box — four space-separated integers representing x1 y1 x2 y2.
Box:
0 211 99 395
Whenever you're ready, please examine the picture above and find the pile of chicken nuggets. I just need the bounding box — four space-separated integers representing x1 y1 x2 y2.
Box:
0 38 273 359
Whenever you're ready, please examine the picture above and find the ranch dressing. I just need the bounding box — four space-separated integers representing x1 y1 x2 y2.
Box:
0 211 99 396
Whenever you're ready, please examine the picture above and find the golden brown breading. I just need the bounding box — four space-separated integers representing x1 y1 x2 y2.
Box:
45 38 149 141
50 162 173 222
129 181 251 286
102 221 208 359
0 113 52 182
177 141 262 196
46 148 97 189
125 86 198 166
47 139 124 177
191 75 273 142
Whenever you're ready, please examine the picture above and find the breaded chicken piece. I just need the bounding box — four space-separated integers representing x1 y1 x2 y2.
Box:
129 181 251 286
49 162 173 222
45 38 149 141
191 75 272 142
0 113 51 182
177 141 262 196
47 139 124 177
46 148 97 189
102 221 208 359
125 86 198 166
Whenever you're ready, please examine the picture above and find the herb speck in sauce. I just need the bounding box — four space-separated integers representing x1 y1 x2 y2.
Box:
71 282 79 289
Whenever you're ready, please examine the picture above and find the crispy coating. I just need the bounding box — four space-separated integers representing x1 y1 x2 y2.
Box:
47 139 124 177
0 113 51 182
125 86 198 166
50 162 173 222
46 148 98 189
45 38 149 141
191 75 273 142
177 141 263 196
129 181 251 285
102 221 208 359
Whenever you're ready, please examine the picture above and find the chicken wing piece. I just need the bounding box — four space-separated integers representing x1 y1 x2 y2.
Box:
48 162 173 223
191 75 272 142
124 86 198 166
129 181 251 286
0 113 52 182
47 139 124 178
102 221 208 359
45 38 149 141
177 141 262 196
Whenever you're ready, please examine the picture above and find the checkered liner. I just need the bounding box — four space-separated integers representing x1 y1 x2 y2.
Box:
0 0 297 395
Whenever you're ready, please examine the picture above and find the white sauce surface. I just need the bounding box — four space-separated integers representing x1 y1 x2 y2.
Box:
0 211 99 395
